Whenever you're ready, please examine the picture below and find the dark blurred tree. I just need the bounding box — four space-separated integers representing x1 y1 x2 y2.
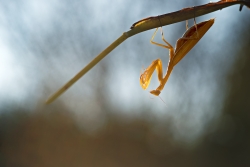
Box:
198 14 250 166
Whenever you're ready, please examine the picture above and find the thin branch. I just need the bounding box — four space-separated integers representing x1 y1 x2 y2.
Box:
45 0 250 104
129 0 250 34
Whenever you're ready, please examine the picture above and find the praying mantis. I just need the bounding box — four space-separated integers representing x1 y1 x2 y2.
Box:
140 18 215 96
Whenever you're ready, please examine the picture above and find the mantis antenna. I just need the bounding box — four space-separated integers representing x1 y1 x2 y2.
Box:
140 18 215 96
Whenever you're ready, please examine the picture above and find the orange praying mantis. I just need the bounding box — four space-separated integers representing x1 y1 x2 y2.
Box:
140 18 215 96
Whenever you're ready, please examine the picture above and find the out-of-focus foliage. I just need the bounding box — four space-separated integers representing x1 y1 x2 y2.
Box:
1 0 250 166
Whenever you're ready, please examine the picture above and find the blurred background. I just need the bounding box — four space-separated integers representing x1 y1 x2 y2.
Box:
1 0 250 166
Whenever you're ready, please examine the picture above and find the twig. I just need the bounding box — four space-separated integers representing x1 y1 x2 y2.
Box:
45 0 250 104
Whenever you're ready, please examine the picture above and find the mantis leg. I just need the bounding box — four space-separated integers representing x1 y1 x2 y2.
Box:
150 62 174 96
193 17 198 38
140 57 173 96
150 27 175 60
181 18 199 40
190 17 199 39
140 59 163 90
140 27 175 96
148 27 176 95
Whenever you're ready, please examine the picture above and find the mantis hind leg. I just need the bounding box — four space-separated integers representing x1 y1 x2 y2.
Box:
182 17 199 40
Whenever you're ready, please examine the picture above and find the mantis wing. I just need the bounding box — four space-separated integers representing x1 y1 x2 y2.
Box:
173 18 215 66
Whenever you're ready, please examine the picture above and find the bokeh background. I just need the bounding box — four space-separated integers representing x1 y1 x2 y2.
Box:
1 0 250 166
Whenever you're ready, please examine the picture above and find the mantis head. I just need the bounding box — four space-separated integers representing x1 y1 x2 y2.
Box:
150 89 161 96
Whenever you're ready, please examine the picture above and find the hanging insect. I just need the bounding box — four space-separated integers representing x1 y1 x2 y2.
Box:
140 18 215 96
